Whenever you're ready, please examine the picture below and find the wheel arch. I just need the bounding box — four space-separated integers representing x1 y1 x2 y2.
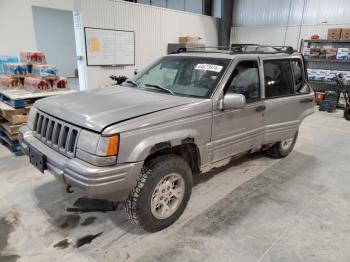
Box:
143 138 201 175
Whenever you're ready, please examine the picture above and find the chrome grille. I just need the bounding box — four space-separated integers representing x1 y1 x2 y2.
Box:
33 111 80 158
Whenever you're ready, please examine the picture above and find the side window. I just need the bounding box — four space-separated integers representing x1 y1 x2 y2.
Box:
291 59 310 94
264 60 294 98
226 60 260 103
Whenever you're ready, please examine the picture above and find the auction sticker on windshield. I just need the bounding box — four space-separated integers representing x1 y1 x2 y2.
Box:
195 64 223 72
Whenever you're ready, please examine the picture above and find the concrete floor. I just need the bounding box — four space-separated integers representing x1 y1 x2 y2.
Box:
1 110 350 262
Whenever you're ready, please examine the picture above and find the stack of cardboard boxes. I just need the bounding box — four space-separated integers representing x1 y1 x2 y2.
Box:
304 46 349 61
305 28 350 84
0 51 69 92
303 28 350 61
327 28 350 40
308 69 350 83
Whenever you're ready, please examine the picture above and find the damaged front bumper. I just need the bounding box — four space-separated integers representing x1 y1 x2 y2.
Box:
19 125 143 201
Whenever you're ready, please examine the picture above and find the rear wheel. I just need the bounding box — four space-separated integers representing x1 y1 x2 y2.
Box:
267 131 298 158
344 107 350 121
125 154 192 232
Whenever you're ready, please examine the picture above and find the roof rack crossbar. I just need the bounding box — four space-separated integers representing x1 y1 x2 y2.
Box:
174 44 296 55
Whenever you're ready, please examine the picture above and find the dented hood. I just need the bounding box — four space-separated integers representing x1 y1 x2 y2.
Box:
34 86 196 132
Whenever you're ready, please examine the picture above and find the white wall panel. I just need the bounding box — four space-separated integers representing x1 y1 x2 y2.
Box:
0 0 37 55
232 0 350 50
231 26 287 46
74 0 219 89
303 0 350 25
232 23 350 50
0 0 73 56
233 0 350 26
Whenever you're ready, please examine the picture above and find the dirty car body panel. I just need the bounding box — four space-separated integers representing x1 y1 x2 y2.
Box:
19 50 314 201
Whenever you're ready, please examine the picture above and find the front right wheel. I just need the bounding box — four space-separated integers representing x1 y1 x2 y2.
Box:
125 154 193 232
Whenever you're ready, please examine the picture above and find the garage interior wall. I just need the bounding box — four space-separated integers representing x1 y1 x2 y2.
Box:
74 0 219 89
231 0 350 50
0 0 73 55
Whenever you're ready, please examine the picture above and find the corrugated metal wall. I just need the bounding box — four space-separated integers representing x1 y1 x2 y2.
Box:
74 0 219 89
233 0 350 26
231 0 350 48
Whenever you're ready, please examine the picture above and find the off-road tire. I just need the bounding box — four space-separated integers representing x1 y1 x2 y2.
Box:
267 131 298 158
125 154 193 232
344 107 350 121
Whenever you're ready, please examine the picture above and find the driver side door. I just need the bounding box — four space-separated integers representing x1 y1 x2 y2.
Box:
211 59 265 163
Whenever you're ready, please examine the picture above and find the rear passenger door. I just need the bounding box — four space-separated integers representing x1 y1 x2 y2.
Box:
262 58 314 144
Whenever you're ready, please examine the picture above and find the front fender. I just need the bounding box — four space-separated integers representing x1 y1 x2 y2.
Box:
121 129 202 163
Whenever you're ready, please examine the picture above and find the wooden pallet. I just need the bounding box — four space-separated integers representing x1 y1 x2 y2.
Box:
0 122 22 137
0 130 21 153
1 107 30 125
0 89 74 108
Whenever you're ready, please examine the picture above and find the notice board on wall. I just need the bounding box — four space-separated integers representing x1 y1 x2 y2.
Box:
84 27 135 66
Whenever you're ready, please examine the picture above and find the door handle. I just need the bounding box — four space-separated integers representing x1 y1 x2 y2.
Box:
300 98 314 103
255 105 266 112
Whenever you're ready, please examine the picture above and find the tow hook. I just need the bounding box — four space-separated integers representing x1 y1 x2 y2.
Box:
66 185 74 193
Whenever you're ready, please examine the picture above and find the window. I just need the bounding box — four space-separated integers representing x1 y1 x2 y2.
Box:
124 56 230 98
185 0 203 14
151 0 166 7
167 0 185 10
134 0 204 15
264 60 294 98
226 60 260 103
291 59 310 94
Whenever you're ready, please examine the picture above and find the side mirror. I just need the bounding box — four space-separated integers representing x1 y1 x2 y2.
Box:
220 93 246 110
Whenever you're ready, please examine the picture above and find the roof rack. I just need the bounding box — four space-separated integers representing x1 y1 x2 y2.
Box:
174 44 296 55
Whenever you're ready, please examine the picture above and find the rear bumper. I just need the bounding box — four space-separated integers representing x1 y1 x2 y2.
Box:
19 125 143 201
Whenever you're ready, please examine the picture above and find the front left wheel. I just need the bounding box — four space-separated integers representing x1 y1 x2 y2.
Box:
125 154 193 232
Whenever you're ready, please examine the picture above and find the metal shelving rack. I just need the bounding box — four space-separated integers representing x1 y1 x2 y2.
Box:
303 39 350 92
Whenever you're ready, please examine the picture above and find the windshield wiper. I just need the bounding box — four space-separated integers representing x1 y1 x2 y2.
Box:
125 80 139 87
145 84 175 95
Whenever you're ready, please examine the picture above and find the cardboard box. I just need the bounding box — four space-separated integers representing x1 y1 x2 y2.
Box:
179 36 201 44
303 47 311 57
336 48 349 60
309 47 321 59
3 63 29 76
326 48 337 60
20 51 46 64
32 64 58 78
327 28 341 40
340 28 350 40
24 77 51 92
307 69 317 80
319 48 327 59
0 75 21 89
0 56 18 74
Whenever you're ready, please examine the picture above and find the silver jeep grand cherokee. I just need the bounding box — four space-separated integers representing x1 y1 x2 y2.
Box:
19 46 314 232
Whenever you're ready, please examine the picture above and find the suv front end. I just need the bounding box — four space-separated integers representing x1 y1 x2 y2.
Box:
19 107 143 200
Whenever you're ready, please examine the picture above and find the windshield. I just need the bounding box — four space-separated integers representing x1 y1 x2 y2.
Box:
123 56 231 98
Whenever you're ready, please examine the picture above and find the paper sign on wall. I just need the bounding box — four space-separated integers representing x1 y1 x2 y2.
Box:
84 27 135 66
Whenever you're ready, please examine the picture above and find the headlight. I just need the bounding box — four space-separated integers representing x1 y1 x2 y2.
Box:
27 107 38 130
96 135 119 156
76 130 119 166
